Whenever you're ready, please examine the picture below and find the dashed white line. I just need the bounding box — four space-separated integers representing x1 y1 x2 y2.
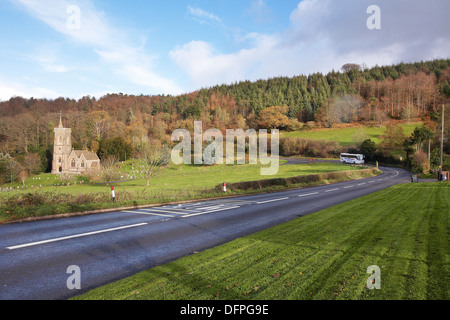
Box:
257 197 289 204
6 223 148 250
325 188 340 193
343 185 355 189
298 192 319 197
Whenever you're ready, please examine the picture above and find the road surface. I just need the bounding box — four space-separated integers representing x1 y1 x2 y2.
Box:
0 166 411 300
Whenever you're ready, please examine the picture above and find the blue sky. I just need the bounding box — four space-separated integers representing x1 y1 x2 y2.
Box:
0 0 449 101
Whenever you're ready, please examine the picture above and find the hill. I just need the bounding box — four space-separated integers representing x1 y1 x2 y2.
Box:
0 59 449 180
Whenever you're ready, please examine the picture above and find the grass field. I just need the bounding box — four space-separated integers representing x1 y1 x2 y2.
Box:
0 161 371 222
73 182 449 300
282 122 420 146
0 161 363 196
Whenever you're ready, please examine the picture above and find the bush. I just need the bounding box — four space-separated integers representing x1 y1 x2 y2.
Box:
280 137 342 158
221 168 378 191
359 139 377 162
411 151 430 174
373 151 403 166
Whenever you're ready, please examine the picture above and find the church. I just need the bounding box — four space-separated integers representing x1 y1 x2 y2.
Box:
51 113 101 175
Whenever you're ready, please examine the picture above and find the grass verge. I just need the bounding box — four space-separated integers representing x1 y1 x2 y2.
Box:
0 162 374 223
72 182 449 300
282 122 419 146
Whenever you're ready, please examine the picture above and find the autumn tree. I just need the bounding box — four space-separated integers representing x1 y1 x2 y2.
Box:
379 124 407 152
316 94 364 127
89 111 111 142
257 106 290 130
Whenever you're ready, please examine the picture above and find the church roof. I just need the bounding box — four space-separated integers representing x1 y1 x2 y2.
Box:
72 150 100 161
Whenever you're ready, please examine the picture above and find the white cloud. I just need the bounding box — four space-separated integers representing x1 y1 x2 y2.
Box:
171 0 450 90
0 80 61 101
10 0 182 95
170 34 280 89
288 0 450 61
188 6 222 23
31 45 72 73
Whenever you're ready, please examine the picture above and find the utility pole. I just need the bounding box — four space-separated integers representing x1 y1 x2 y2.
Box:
439 104 445 180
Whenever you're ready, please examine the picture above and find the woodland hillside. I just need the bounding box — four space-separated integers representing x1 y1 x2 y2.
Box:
0 59 449 178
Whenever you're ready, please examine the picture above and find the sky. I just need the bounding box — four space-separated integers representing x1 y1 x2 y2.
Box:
0 0 449 101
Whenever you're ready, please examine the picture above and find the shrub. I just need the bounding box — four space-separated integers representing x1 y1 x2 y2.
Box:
280 137 342 158
222 169 377 191
412 151 430 174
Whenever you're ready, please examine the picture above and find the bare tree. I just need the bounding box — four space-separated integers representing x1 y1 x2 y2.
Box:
101 155 120 186
341 63 361 73
140 146 170 187
6 159 22 184
23 153 41 175
89 111 111 142
18 170 28 187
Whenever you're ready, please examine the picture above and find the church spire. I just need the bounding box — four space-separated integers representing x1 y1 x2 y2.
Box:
58 111 63 128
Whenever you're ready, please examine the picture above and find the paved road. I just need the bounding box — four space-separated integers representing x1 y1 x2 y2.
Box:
0 166 411 300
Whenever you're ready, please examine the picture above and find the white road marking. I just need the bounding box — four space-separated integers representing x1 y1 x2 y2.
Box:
6 223 148 250
191 205 226 211
122 210 175 217
343 185 355 189
357 183 366 186
182 206 241 218
140 208 198 215
298 192 319 197
325 188 340 193
256 197 289 204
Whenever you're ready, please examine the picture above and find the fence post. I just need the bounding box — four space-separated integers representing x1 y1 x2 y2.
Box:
111 185 116 202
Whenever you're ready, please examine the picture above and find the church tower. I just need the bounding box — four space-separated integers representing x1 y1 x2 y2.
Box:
52 112 72 174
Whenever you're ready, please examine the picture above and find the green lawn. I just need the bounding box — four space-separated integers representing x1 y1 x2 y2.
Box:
0 161 369 222
283 123 420 146
1 161 362 196
73 182 449 300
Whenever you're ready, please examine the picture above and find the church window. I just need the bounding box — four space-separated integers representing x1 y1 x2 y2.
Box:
81 160 85 168
71 159 76 168
58 157 62 163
